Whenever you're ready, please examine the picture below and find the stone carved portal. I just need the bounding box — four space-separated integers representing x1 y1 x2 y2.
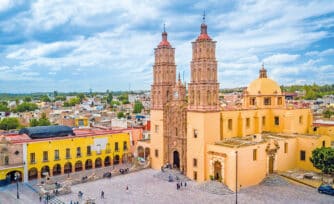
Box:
209 157 225 182
266 140 280 174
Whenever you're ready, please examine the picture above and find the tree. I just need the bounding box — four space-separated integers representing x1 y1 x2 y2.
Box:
15 102 38 112
107 92 113 104
0 103 9 112
23 96 32 102
133 101 144 114
323 108 334 119
117 112 125 119
310 147 334 175
29 113 51 127
0 117 20 130
40 95 51 102
77 93 85 103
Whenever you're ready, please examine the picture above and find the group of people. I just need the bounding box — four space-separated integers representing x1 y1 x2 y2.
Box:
176 181 187 190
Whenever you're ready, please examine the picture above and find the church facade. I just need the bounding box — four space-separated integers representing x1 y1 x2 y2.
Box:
148 19 331 191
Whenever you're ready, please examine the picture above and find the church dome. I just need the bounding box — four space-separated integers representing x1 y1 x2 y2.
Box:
246 65 282 95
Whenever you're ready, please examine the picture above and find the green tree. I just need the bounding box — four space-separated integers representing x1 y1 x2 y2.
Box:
0 117 20 130
323 108 334 118
40 95 51 102
133 101 144 114
23 96 32 102
16 102 38 112
107 92 113 104
117 112 125 119
29 113 51 127
77 93 85 103
310 147 334 175
55 96 66 101
29 118 39 127
0 103 9 112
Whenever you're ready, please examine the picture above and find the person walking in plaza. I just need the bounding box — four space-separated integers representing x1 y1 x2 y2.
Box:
101 190 105 199
185 181 187 187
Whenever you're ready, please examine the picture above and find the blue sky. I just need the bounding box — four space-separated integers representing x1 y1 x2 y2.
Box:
0 0 333 93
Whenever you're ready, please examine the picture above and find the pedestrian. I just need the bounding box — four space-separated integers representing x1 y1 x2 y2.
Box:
101 190 104 199
126 185 129 191
70 201 72 204
185 181 187 187
180 181 183 187
39 195 42 202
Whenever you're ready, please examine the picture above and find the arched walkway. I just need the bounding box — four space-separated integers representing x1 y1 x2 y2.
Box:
52 164 62 176
6 171 22 183
214 161 222 181
95 158 102 168
113 155 120 165
173 151 180 169
144 147 150 159
85 159 93 170
41 166 50 178
137 146 144 158
64 162 72 174
104 156 111 166
28 168 38 180
75 161 83 172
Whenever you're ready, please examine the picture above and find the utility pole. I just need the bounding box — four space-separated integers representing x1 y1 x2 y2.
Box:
235 151 238 204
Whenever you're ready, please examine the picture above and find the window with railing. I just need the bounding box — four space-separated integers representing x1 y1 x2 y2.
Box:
30 153 36 164
87 146 91 156
115 142 119 152
76 147 81 157
123 141 127 151
66 148 71 159
54 150 60 160
43 151 48 162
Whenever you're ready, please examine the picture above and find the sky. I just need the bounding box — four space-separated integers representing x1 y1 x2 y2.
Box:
0 0 333 93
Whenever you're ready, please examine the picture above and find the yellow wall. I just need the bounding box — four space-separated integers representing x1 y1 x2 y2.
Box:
187 111 220 182
150 110 164 170
26 132 130 177
0 167 24 180
75 118 89 127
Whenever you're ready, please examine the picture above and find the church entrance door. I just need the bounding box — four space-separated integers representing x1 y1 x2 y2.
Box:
269 156 274 174
214 161 222 181
173 151 180 169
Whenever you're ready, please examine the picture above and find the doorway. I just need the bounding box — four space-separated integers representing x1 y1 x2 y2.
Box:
214 161 222 181
173 151 180 169
269 156 274 174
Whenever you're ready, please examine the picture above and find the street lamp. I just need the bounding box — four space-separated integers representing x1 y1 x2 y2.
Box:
14 172 20 199
235 151 238 204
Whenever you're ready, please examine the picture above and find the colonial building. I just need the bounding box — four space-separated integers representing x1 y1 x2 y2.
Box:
144 17 332 191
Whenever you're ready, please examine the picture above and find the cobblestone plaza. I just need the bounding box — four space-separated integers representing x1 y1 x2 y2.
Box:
1 169 332 204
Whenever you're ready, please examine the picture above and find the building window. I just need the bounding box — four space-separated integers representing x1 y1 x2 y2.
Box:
66 148 71 159
284 143 288 153
106 143 111 153
228 119 232 130
246 118 250 128
123 141 127 151
299 116 303 124
250 97 256 105
54 150 59 160
76 147 81 157
262 116 266 126
264 97 271 105
87 146 91 156
30 153 36 164
278 97 282 105
155 149 159 157
322 140 326 147
193 158 197 167
115 142 119 152
43 151 48 162
175 128 178 136
253 149 257 161
193 171 197 180
155 125 159 133
96 144 101 154
300 150 306 161
274 116 279 126
4 156 9 165
193 129 198 138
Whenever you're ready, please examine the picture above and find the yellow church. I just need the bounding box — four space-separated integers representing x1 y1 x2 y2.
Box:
143 18 331 191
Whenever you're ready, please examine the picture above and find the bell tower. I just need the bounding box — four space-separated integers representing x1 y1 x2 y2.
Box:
188 14 220 112
186 14 221 182
151 26 176 110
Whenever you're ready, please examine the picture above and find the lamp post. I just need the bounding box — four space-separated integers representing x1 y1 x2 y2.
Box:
235 151 238 204
14 172 20 199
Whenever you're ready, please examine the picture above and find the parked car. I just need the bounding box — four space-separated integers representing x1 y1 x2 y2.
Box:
318 184 334 196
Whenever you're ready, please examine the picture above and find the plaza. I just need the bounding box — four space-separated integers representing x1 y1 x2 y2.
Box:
0 169 333 204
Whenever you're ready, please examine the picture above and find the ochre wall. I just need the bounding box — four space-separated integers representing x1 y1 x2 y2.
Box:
150 110 164 170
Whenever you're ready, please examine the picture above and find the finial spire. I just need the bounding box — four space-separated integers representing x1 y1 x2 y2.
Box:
163 23 166 32
259 63 267 78
178 72 181 82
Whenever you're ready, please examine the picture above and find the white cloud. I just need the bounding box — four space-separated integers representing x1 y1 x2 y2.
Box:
263 54 300 64
306 48 334 57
